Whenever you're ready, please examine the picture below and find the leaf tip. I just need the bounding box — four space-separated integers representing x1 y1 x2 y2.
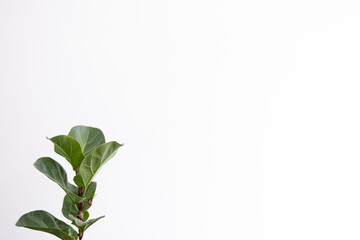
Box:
15 219 21 227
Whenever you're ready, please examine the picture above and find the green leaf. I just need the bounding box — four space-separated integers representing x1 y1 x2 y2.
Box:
62 182 96 221
62 195 91 222
34 157 83 203
48 135 84 171
62 194 76 221
68 126 106 156
73 142 122 189
83 181 97 212
69 215 105 232
16 210 78 240
62 194 80 221
83 211 90 222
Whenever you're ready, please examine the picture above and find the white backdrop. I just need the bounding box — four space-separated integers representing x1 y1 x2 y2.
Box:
1 0 360 239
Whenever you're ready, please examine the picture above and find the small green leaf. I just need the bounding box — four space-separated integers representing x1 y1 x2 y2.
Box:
62 194 80 221
83 211 90 222
62 182 96 221
83 181 96 212
68 126 105 156
48 135 84 171
69 215 105 232
62 195 91 222
74 142 122 189
34 157 83 203
62 194 76 220
16 210 78 240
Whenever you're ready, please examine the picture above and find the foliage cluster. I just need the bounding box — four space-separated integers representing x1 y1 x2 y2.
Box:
16 125 122 240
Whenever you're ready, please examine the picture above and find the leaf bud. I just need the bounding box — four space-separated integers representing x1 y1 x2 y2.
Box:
76 212 83 221
78 187 83 196
77 201 85 211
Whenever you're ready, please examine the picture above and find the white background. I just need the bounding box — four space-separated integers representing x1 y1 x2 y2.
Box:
1 0 360 239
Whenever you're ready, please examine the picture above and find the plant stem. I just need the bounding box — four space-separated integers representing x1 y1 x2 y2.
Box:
78 230 83 240
77 187 85 240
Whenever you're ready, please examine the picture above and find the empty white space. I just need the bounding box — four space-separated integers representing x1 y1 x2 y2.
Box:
1 0 360 239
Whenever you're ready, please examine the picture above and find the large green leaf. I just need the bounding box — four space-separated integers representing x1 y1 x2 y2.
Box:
34 157 83 203
69 215 105 232
73 141 122 189
16 210 78 240
48 135 84 171
68 126 106 156
62 182 96 221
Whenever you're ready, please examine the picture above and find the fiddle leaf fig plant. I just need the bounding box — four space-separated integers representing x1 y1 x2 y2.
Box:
16 125 123 240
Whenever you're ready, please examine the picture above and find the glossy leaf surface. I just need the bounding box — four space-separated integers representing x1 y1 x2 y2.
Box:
68 126 105 156
73 142 122 189
48 135 84 171
16 210 78 240
34 157 83 203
